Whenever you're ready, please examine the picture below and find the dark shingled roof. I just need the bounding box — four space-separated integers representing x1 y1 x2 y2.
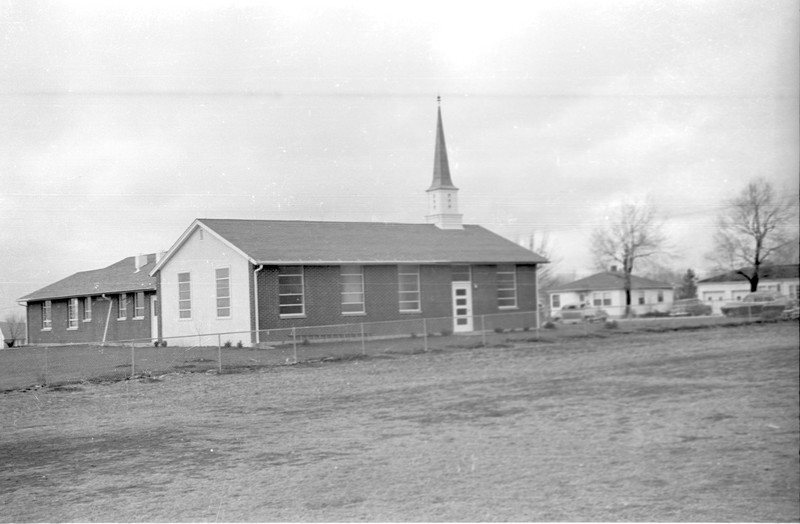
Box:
549 271 673 292
698 264 799 283
18 255 157 303
196 219 547 265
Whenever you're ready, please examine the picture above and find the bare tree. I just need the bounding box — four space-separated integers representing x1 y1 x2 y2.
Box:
709 178 798 292
523 231 560 290
591 198 667 316
2 313 26 348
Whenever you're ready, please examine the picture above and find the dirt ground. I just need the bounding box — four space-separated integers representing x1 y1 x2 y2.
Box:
1 323 798 522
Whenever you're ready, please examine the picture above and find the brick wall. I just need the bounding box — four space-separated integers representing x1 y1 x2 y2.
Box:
255 263 539 331
26 293 156 345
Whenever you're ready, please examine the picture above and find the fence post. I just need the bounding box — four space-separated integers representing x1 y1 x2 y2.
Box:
481 315 486 347
423 318 428 352
44 345 49 386
292 327 297 363
360 323 366 355
218 334 222 374
131 342 136 379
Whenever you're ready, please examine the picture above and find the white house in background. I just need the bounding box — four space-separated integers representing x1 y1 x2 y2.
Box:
697 264 799 315
548 270 674 319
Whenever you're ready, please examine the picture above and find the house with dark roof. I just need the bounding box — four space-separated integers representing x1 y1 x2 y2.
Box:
18 254 159 344
150 102 547 345
697 264 799 315
547 270 674 319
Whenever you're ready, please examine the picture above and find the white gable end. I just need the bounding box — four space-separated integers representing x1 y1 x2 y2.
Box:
158 226 252 346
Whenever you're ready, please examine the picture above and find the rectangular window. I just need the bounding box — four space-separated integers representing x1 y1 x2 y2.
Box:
134 292 145 319
398 265 421 312
117 293 127 320
638 292 645 305
551 294 561 308
216 267 231 318
594 292 611 306
497 265 518 309
278 266 304 316
68 298 78 329
83 297 92 322
178 272 192 319
657 290 664 303
42 300 52 330
341 265 365 314
451 265 471 282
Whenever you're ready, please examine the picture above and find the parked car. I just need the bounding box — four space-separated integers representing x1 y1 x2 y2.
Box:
557 305 608 324
781 300 799 320
720 291 790 319
669 298 712 317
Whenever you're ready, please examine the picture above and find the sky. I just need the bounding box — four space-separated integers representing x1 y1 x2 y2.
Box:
1 0 798 317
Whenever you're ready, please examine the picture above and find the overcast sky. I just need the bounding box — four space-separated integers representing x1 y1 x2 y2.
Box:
1 0 798 316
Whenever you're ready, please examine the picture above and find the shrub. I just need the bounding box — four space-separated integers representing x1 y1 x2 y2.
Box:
640 311 670 318
543 321 557 329
236 341 244 348
160 340 168 347
605 320 619 329
223 340 232 348
153 340 160 347
494 327 505 334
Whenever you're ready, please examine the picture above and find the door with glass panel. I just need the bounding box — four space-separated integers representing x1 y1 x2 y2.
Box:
452 282 473 332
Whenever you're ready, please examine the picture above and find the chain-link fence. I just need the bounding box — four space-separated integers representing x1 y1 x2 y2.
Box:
0 310 782 391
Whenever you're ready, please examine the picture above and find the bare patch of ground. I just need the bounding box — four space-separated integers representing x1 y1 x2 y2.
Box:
1 323 797 522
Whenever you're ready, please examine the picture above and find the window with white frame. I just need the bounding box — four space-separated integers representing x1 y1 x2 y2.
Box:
68 298 78 329
497 265 518 309
278 266 304 316
341 265 365 314
398 265 421 312
593 292 611 306
657 290 664 303
638 292 645 305
134 292 145 319
83 297 92 322
551 294 561 308
117 293 127 320
178 273 192 319
216 267 231 318
42 300 52 329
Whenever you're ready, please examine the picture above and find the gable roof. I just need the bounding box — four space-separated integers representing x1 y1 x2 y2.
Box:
18 255 157 303
548 271 673 293
152 219 547 273
698 264 799 283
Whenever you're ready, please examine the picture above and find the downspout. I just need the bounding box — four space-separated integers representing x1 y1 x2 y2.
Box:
253 264 264 345
101 294 112 346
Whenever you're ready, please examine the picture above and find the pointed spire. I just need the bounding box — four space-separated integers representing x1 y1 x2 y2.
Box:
429 98 457 191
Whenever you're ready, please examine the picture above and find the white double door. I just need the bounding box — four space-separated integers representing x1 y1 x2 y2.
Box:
451 282 473 332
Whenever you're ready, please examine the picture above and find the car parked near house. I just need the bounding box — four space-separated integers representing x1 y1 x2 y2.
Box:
780 300 799 320
557 305 608 324
720 291 790 319
669 298 712 317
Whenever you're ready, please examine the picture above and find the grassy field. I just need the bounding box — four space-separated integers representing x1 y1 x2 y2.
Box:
0 315 760 392
1 322 797 522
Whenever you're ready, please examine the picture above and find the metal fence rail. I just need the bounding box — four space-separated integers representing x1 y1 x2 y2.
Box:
0 311 781 391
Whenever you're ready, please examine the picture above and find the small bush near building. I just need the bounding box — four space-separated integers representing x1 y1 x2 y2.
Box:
605 320 619 329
